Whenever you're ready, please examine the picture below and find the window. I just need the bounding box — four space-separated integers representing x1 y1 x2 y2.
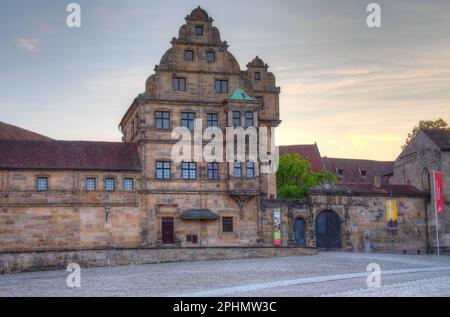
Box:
234 161 242 178
181 112 195 130
256 96 264 110
222 217 234 233
156 161 171 179
206 113 218 128
184 50 194 61
104 178 115 192
186 235 198 244
124 178 134 191
215 80 228 94
155 111 170 129
36 177 48 191
195 25 203 35
206 51 215 63
360 170 367 177
172 77 186 91
208 162 220 180
86 178 96 191
255 72 261 81
247 162 255 179
245 111 254 128
232 111 241 127
182 162 196 180
337 169 344 175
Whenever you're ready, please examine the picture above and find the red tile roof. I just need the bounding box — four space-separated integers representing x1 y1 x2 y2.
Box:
0 140 141 171
423 129 450 151
309 183 427 197
322 157 394 184
279 144 325 172
0 121 52 141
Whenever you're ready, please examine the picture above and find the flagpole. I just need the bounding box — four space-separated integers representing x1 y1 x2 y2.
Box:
433 171 440 256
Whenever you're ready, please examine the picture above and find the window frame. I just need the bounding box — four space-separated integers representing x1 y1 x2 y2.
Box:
124 178 134 191
155 111 170 130
156 161 171 180
206 113 219 128
245 111 254 128
86 177 97 192
255 72 261 81
181 112 196 130
232 111 241 127
208 162 220 180
195 25 204 36
246 161 255 179
234 161 242 178
215 79 228 94
182 162 197 180
184 50 194 62
104 177 116 192
36 176 48 192
172 77 186 92
206 51 216 63
222 217 234 233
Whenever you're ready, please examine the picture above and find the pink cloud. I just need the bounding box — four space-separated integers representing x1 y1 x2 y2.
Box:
16 38 40 53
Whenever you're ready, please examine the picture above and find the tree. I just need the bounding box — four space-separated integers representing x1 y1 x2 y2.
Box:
402 118 449 150
277 154 336 199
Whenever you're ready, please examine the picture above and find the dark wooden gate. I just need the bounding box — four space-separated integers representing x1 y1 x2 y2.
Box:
315 211 341 250
162 217 174 244
294 217 306 247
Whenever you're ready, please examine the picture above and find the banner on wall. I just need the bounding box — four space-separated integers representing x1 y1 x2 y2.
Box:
273 210 281 246
434 171 444 215
386 199 398 231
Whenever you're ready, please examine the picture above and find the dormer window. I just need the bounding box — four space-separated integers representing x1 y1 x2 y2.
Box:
195 25 203 36
337 169 344 175
360 170 367 177
255 72 261 81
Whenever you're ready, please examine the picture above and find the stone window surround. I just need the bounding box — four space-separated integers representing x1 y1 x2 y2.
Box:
85 176 98 192
104 176 117 192
35 174 49 192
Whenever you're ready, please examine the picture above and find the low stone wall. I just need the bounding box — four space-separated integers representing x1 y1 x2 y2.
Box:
0 247 317 274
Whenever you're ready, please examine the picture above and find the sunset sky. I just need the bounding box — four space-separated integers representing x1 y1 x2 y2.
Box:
0 0 449 160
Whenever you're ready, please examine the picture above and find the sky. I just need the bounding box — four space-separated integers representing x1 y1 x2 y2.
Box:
0 0 449 161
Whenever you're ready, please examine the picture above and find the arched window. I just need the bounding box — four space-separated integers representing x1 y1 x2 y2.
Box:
422 168 431 193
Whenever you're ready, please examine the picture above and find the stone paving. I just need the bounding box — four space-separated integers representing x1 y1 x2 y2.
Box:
0 252 449 297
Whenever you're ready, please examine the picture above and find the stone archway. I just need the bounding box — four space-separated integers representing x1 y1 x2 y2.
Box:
315 210 342 250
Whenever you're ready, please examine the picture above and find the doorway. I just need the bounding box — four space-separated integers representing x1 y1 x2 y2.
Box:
315 211 342 250
162 217 174 244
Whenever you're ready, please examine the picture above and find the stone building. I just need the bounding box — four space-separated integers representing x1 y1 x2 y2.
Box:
0 7 280 253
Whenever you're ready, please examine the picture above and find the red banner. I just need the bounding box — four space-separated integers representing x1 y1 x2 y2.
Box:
434 171 444 215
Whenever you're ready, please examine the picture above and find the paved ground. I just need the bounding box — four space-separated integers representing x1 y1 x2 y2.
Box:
1 252 450 297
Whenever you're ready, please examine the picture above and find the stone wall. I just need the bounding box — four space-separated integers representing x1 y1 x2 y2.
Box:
0 246 317 274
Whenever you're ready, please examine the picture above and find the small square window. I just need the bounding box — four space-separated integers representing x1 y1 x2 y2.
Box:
124 178 134 191
337 169 344 175
222 217 234 233
86 178 96 191
156 161 171 179
206 51 215 63
186 235 192 243
208 162 220 180
195 25 203 36
360 170 367 177
182 162 196 180
36 177 48 191
255 72 261 81
181 112 195 130
206 113 218 128
184 50 194 61
104 178 115 192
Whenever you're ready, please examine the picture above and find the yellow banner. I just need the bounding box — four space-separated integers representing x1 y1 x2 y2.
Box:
386 199 398 221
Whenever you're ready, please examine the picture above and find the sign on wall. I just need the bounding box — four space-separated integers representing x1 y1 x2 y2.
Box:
386 199 398 231
273 210 281 246
434 171 444 215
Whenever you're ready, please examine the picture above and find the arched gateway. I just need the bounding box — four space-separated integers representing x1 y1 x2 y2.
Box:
294 217 306 247
315 211 342 250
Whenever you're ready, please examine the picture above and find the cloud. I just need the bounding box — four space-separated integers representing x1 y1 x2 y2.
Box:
16 38 40 53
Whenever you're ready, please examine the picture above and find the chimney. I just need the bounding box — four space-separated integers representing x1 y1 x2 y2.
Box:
374 176 381 188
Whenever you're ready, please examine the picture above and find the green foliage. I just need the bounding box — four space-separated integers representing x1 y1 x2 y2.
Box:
403 118 449 150
277 154 337 199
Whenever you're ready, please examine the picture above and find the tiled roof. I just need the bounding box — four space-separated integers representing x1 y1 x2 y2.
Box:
0 121 52 141
0 140 141 171
180 209 219 220
279 144 325 172
309 183 427 197
322 157 394 184
423 129 450 151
